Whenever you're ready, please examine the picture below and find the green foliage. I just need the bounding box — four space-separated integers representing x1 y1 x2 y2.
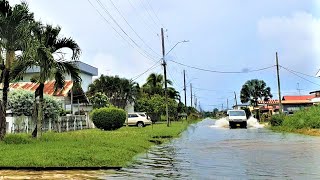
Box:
135 94 178 119
240 79 273 106
270 114 285 126
3 134 33 144
8 90 61 119
88 75 139 109
91 107 126 131
281 106 320 129
88 92 110 109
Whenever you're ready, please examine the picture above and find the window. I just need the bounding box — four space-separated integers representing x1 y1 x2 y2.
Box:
129 114 138 118
139 114 146 117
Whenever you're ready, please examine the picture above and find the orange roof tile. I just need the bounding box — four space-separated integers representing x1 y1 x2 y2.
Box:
9 81 73 97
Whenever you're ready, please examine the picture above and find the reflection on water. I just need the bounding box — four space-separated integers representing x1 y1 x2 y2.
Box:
2 118 320 179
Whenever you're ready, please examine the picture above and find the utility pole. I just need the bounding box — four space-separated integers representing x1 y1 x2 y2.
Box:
161 28 169 127
227 99 229 110
183 70 187 119
234 91 238 107
222 103 224 111
190 83 193 108
297 83 302 96
276 52 283 114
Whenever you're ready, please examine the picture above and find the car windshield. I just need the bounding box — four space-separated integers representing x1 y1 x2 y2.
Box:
229 111 245 116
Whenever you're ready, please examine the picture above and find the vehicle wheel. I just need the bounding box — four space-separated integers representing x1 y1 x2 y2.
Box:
137 122 144 127
229 122 234 129
241 121 247 128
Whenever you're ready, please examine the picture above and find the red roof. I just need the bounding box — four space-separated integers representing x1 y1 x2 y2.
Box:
282 95 315 101
9 81 73 97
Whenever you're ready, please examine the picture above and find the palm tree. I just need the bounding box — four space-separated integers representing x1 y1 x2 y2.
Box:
142 73 172 96
240 79 273 107
167 87 180 101
0 1 34 139
18 24 81 138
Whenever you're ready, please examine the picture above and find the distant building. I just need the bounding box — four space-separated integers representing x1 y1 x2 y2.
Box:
21 61 98 92
282 95 314 113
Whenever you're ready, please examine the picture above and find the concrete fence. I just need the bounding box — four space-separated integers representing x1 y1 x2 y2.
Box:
6 115 94 134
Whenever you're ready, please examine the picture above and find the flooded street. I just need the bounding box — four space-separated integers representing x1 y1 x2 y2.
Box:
2 118 320 179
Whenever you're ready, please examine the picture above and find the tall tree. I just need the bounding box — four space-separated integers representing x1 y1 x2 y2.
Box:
142 73 172 96
18 24 81 138
240 79 273 107
0 0 34 139
88 75 139 109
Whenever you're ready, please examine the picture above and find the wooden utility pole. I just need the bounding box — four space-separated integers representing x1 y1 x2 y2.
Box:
183 70 187 119
190 83 193 108
276 52 283 114
234 91 238 107
161 28 169 127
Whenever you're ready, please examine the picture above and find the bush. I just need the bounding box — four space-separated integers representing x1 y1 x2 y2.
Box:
270 114 285 126
3 134 33 144
282 106 320 129
91 107 126 130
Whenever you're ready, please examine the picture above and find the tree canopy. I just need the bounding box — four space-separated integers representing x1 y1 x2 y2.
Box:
240 79 273 106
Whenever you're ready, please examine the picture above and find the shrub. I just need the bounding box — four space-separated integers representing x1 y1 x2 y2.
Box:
282 106 320 129
91 107 126 130
270 114 285 126
3 134 33 144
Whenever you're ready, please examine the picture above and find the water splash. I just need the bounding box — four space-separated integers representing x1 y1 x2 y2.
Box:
210 116 265 129
247 116 265 128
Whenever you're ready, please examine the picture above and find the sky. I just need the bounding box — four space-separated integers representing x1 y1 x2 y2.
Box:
10 0 320 111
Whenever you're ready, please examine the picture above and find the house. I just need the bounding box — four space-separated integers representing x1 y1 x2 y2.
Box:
9 80 89 113
257 99 280 114
310 90 320 104
21 61 98 92
282 95 314 113
233 102 251 110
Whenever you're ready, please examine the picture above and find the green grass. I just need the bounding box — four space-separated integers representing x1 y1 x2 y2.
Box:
0 120 200 167
269 106 320 136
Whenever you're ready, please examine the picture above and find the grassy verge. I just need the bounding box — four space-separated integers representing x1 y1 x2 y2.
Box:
269 106 320 136
0 120 200 167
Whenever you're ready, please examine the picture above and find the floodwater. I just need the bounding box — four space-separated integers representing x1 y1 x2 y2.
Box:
2 118 320 179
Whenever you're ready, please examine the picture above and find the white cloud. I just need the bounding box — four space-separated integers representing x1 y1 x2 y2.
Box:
257 12 320 74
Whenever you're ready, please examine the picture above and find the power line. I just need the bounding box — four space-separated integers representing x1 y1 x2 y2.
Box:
126 0 158 34
145 0 163 27
281 66 320 87
90 0 158 62
139 0 161 28
108 0 160 57
280 65 320 79
131 60 161 81
169 59 276 74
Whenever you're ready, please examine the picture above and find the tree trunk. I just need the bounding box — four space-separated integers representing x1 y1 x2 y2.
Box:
0 68 10 140
32 83 44 138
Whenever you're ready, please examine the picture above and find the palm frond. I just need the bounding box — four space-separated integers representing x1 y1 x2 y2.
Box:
55 61 81 83
10 58 33 81
53 70 65 92
53 37 81 60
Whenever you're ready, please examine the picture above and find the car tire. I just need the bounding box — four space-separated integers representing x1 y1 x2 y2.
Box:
137 122 144 127
229 122 234 129
242 121 247 129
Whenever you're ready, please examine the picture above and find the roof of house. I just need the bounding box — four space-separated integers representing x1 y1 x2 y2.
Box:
9 81 73 97
282 100 313 104
282 95 315 101
25 61 98 76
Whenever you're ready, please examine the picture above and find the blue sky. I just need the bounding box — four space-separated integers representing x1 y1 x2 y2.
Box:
11 0 320 111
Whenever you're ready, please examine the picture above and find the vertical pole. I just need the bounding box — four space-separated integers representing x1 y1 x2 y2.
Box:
183 70 187 119
234 91 238 107
222 103 224 111
276 52 283 114
70 88 74 115
161 28 169 127
77 99 80 115
227 99 229 110
190 83 193 108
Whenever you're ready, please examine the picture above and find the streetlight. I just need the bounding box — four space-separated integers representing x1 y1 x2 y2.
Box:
166 40 189 57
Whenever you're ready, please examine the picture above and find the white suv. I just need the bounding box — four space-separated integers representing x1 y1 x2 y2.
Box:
127 112 152 127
